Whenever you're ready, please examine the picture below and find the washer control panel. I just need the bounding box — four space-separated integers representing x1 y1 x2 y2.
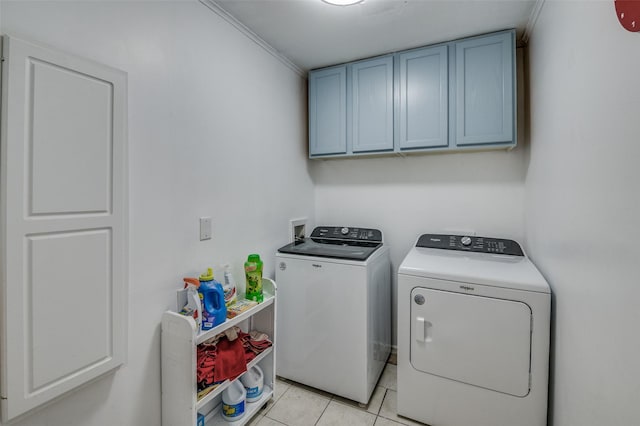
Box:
311 226 383 242
416 234 524 256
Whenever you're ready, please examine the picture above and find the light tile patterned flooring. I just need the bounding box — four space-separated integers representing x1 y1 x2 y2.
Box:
247 363 427 426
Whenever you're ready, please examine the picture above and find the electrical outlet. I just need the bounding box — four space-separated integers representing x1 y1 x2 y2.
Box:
200 217 212 241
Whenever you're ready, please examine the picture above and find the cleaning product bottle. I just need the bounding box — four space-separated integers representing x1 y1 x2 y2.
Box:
222 264 238 307
179 277 202 330
198 268 227 331
221 380 246 421
244 254 264 303
240 365 264 403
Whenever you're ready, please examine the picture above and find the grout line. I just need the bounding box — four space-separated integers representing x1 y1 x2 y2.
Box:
313 396 332 426
263 382 292 419
262 416 287 426
377 388 388 416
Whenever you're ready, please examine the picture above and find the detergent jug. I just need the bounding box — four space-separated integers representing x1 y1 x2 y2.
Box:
221 380 246 421
198 268 226 331
240 365 264 403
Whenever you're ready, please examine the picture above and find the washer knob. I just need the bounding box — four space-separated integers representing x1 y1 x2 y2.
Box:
461 236 472 246
341 227 349 235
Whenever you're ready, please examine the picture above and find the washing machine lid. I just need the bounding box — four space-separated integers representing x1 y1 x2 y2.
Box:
277 226 383 261
399 235 550 293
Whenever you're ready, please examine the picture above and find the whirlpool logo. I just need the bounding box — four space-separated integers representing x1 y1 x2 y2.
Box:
279 262 286 271
460 285 475 291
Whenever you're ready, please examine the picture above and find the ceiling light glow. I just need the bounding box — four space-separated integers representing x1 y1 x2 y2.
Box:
321 0 364 6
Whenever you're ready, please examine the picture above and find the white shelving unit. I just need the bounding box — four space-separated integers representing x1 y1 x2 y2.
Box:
162 278 277 426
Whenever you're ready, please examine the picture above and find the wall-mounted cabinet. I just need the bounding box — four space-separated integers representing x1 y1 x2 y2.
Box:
308 66 347 156
308 30 516 159
397 45 449 151
309 56 393 156
453 32 514 148
351 55 394 153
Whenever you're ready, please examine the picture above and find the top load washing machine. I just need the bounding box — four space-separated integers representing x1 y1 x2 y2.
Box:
397 234 550 426
276 226 391 404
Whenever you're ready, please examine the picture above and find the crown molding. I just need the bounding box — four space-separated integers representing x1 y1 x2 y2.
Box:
199 0 305 77
521 0 546 44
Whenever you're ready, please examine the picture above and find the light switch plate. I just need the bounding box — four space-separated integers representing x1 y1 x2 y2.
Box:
200 217 212 241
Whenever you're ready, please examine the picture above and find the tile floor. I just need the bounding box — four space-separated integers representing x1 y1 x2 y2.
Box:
247 362 426 426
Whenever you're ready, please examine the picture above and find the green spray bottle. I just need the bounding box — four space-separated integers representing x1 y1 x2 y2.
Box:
244 254 263 302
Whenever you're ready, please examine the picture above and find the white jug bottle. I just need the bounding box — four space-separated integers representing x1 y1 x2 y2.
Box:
240 365 264 403
221 380 246 422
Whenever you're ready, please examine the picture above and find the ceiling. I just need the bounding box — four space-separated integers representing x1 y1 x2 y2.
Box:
210 0 537 72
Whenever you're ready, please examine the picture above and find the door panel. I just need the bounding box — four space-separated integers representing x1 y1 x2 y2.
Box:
28 230 112 390
455 32 514 146
351 56 393 153
309 66 347 156
30 59 112 215
411 288 531 397
398 46 448 149
1 35 128 422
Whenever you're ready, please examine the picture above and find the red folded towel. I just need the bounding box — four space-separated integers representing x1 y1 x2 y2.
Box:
197 345 218 388
213 336 247 382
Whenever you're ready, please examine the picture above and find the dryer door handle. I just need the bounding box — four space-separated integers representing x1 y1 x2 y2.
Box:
414 317 433 343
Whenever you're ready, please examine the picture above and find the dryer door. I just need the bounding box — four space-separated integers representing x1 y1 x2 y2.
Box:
411 287 532 396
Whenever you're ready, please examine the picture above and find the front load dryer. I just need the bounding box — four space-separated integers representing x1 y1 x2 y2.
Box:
397 234 550 426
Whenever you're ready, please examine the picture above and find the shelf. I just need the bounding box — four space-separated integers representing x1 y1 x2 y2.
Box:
204 385 274 426
196 294 275 345
162 277 276 426
196 347 273 410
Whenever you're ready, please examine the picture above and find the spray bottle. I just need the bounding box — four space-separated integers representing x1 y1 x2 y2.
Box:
222 264 238 307
179 277 202 329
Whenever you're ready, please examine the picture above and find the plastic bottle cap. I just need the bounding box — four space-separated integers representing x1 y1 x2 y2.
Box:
199 268 214 281
247 254 261 262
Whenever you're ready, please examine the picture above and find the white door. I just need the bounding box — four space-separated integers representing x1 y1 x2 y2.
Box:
0 36 128 422
411 287 531 397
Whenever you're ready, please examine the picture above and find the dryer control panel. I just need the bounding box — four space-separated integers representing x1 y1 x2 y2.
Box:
416 234 524 256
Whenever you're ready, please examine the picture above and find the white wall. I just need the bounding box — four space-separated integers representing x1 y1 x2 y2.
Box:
525 2 640 425
0 1 313 425
312 147 527 345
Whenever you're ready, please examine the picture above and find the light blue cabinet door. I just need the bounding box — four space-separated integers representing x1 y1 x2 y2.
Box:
309 66 347 156
398 45 448 150
454 31 514 147
351 55 394 153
